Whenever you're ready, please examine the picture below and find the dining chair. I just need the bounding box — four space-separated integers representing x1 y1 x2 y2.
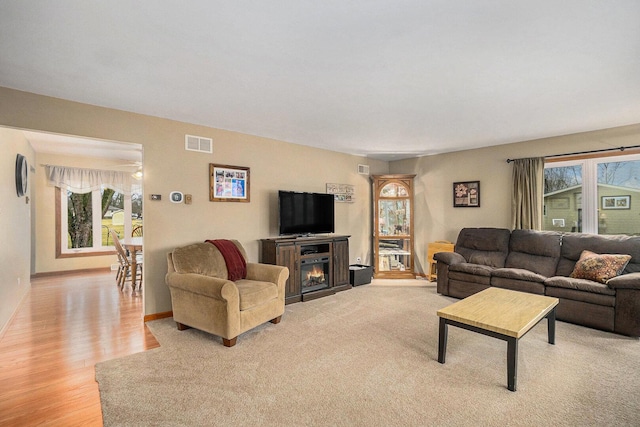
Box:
109 229 143 290
131 225 143 237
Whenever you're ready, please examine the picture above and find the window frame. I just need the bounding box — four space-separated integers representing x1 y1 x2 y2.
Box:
544 152 640 235
55 186 133 258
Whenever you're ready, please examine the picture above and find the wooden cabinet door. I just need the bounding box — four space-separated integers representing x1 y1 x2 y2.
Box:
333 238 350 286
276 243 299 302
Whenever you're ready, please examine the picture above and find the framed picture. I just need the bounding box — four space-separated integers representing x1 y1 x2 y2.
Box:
601 195 630 210
209 164 250 202
453 181 480 207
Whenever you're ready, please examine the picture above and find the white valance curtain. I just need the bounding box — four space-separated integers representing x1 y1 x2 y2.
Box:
44 165 133 195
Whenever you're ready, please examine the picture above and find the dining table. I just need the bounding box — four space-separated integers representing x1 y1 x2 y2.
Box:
122 236 143 289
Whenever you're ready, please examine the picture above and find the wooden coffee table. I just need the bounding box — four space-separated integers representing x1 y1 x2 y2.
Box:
437 287 559 391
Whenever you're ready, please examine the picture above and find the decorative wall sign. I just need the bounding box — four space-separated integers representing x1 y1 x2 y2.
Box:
601 195 630 210
209 164 250 202
453 181 480 207
326 183 355 203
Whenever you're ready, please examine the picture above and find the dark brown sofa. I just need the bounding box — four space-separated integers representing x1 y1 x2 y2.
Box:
435 228 640 337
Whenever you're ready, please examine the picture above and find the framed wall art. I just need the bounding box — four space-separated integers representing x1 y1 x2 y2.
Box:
601 195 630 210
209 164 250 202
453 181 480 207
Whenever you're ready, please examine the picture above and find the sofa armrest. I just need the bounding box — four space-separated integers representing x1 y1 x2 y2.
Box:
434 251 465 265
165 272 238 302
435 253 465 296
607 272 640 290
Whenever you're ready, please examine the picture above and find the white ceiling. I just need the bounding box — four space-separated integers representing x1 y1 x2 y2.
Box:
22 131 142 163
1 1 640 161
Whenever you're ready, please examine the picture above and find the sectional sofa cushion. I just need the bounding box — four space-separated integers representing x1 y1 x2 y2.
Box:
449 263 494 286
556 233 640 277
503 229 562 277
491 268 548 283
488 230 562 295
454 227 511 268
235 280 279 311
545 276 617 296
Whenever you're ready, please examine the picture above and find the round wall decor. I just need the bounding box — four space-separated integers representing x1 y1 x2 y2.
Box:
15 154 28 197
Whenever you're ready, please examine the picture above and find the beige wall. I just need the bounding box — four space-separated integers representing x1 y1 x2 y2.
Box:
2 85 638 327
0 127 34 332
391 124 640 274
0 86 388 323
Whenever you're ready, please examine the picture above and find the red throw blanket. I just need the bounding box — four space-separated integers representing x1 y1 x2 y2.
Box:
205 239 247 281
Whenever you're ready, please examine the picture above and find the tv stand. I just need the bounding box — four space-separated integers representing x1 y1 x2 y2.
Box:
260 235 351 304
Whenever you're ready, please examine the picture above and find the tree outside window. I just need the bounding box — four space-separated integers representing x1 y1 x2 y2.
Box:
59 185 142 256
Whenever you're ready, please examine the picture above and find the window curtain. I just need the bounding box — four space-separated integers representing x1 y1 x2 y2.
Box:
511 157 544 230
44 165 133 195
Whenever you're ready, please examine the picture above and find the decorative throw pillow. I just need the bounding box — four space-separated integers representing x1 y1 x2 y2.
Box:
569 250 631 284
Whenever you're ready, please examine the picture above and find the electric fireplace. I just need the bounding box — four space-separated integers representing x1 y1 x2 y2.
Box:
300 256 330 293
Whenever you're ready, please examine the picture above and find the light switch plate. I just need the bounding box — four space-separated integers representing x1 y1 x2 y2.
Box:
184 194 193 204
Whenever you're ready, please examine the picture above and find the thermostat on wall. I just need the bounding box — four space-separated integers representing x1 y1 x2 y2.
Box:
170 191 184 203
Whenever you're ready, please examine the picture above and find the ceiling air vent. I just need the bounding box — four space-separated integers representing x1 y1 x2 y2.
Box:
357 164 370 175
185 134 213 153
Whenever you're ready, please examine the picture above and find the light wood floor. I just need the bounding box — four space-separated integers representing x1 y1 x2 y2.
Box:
0 271 159 426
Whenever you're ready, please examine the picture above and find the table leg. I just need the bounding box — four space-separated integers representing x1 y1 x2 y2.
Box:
438 317 448 364
507 337 518 391
547 307 556 345
130 248 139 290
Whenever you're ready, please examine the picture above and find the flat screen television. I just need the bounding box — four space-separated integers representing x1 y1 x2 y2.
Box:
278 190 335 236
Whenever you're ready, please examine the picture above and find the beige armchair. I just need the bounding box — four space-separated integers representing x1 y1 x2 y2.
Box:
166 240 289 347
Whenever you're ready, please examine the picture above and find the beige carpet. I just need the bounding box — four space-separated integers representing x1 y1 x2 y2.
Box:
96 280 640 426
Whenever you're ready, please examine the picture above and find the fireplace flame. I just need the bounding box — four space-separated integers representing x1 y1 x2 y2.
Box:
306 265 325 283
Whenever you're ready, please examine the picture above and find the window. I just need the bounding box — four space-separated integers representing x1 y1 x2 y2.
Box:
544 154 640 235
56 184 142 257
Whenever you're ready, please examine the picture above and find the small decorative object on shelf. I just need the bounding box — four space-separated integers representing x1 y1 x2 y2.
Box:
372 174 416 279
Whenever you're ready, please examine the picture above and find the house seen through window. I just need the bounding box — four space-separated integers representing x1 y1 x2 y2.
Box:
543 154 640 236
